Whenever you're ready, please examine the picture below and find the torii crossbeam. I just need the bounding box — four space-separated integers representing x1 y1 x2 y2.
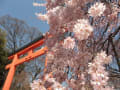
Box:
2 35 49 90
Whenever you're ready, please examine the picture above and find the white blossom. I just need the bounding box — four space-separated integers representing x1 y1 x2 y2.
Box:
51 0 56 3
65 0 77 7
88 2 106 17
33 2 46 7
47 6 61 15
63 37 75 49
73 19 93 40
88 51 113 89
33 0 115 89
30 79 46 90
35 13 48 21
30 74 66 90
47 52 54 60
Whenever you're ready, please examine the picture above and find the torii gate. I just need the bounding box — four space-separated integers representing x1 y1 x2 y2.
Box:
2 34 51 90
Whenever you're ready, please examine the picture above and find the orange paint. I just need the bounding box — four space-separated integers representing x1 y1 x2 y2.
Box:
3 31 67 90
47 87 52 90
3 37 47 90
8 39 45 60
44 57 48 73
3 55 18 90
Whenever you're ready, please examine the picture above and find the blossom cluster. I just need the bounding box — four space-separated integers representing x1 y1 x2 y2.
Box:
35 13 48 21
88 2 106 17
30 74 66 90
73 19 93 40
33 2 46 7
35 5 61 24
65 0 77 7
32 0 117 89
30 79 46 90
88 51 112 90
63 37 75 49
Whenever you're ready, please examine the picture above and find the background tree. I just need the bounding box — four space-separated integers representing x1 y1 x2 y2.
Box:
0 15 44 89
0 28 9 89
10 71 31 90
0 15 42 52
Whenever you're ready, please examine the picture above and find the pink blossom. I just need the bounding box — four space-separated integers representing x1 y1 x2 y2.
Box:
47 6 61 14
65 0 77 7
88 51 113 89
95 51 112 64
47 51 54 60
63 37 75 49
73 19 93 40
30 74 66 90
35 13 48 21
33 2 46 7
33 0 116 89
88 2 106 17
30 79 46 90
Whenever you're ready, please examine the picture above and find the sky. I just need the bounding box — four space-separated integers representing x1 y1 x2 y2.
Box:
0 0 49 33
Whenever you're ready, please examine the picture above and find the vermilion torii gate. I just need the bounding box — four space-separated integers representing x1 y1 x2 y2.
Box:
2 35 50 90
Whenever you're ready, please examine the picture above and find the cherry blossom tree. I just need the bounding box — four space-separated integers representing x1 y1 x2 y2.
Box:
31 0 120 89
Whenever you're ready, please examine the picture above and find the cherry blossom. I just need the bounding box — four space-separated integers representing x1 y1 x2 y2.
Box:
32 0 119 89
30 74 66 90
35 13 48 21
73 19 93 40
46 51 54 60
30 79 46 90
33 2 46 7
88 2 106 17
88 51 113 90
63 37 75 49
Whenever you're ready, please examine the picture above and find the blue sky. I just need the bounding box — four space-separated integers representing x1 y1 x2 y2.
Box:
0 0 49 33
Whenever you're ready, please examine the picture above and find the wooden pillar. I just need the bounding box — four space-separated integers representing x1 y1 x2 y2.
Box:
3 54 18 90
44 57 48 73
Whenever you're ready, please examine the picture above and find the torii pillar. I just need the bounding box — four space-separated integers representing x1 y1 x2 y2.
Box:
2 36 48 90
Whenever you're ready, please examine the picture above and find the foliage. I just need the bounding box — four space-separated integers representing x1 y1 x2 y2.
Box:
0 29 9 89
0 15 43 89
10 71 31 90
